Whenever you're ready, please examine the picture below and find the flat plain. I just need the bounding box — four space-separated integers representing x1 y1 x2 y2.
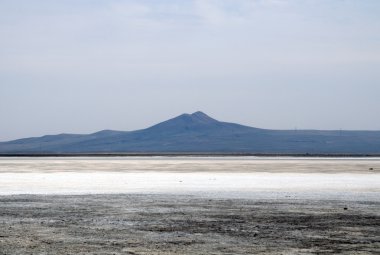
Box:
0 157 379 254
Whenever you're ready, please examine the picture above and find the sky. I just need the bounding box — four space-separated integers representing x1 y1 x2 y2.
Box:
1 0 380 141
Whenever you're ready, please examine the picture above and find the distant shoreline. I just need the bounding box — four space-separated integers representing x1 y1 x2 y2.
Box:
1 153 380 157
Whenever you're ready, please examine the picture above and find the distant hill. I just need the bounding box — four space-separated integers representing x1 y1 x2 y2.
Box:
1 111 380 154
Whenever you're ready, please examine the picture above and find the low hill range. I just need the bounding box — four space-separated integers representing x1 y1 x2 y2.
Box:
1 111 380 154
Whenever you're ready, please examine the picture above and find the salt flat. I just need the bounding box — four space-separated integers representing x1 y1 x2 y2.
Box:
0 157 379 199
1 156 379 173
0 157 379 254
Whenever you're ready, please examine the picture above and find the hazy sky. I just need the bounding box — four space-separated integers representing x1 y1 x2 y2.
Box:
1 0 380 141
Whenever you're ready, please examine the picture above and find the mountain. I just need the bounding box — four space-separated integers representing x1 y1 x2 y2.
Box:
1 111 380 154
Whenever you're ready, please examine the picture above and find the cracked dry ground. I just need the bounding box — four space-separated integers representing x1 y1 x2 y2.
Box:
0 194 379 254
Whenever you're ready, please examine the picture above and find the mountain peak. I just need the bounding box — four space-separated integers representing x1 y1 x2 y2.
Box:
190 111 218 123
192 111 206 115
147 111 219 131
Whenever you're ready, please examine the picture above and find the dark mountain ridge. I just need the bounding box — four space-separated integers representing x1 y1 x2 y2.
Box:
1 111 380 154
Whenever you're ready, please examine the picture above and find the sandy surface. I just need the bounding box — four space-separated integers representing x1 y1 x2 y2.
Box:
0 157 379 254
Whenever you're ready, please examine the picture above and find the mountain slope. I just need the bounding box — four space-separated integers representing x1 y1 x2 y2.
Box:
1 111 380 154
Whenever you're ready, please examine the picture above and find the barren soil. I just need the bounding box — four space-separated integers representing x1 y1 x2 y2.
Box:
0 194 379 254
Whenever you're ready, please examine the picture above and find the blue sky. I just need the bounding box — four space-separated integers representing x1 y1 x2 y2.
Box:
1 0 380 140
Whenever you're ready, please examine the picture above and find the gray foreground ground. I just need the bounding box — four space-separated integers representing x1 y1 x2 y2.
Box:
0 194 379 255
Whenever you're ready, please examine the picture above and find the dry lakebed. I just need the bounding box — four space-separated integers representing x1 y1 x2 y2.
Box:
0 157 379 254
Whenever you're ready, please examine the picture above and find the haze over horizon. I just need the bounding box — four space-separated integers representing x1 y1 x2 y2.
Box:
1 0 380 141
